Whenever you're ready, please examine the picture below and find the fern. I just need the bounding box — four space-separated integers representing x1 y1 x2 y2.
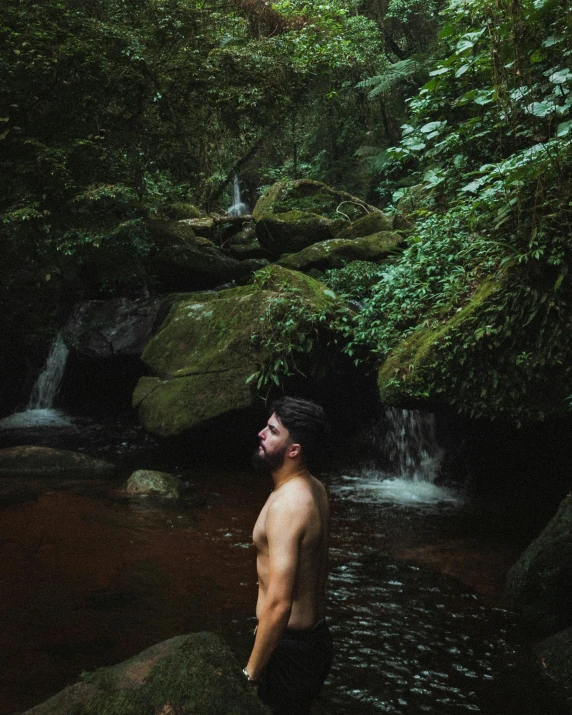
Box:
357 58 425 98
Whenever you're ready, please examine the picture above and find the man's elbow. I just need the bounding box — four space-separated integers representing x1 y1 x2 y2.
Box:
263 597 292 623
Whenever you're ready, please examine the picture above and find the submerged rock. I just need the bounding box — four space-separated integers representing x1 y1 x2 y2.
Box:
126 470 181 498
506 492 572 637
0 445 116 477
23 632 269 715
277 232 403 272
133 266 341 437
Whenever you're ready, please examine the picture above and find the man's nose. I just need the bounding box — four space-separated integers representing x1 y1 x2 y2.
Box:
258 428 266 440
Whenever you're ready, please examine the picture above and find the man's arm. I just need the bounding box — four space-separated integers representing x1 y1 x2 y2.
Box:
245 498 304 681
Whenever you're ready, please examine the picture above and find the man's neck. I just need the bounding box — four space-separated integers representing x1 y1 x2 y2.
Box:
271 462 310 491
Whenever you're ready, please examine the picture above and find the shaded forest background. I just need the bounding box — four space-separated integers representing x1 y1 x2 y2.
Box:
1 0 571 422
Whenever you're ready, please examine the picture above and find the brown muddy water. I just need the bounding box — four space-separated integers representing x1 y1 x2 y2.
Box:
0 467 567 715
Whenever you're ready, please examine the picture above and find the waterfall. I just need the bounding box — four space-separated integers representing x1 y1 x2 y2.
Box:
227 175 250 217
334 408 458 505
27 334 70 410
382 407 443 483
0 307 85 429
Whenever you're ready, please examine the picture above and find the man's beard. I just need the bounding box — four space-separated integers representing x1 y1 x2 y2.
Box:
252 444 287 473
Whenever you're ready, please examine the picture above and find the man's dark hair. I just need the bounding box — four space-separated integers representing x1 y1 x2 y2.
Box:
271 397 331 470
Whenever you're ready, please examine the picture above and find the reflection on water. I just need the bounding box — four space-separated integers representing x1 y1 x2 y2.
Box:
0 468 566 714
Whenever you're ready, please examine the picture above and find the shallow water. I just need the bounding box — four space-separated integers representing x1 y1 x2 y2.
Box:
0 466 566 714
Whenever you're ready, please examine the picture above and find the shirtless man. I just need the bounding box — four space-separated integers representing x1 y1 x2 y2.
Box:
243 397 333 715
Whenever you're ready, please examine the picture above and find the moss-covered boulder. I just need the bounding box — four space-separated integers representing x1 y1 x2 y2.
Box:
146 219 213 249
335 211 394 239
252 179 377 225
23 632 269 715
252 179 381 257
255 210 335 256
133 266 339 436
506 493 572 637
0 446 116 477
164 202 201 220
126 470 181 498
277 232 403 272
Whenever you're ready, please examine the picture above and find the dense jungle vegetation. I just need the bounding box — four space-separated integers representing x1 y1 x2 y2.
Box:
1 0 571 421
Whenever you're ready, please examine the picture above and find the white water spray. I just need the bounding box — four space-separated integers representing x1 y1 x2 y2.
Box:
336 409 459 506
227 175 250 217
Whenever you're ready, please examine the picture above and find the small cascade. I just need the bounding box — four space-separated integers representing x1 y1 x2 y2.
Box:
0 307 85 430
27 334 69 410
383 407 443 482
227 175 250 217
335 408 459 505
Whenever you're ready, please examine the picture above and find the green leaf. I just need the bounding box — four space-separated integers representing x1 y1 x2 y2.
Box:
557 120 572 136
549 69 572 85
525 101 554 117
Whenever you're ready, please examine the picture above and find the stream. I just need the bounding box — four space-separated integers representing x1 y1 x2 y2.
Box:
0 421 567 714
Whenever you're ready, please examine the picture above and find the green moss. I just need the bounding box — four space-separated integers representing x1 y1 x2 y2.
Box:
377 279 499 404
277 232 403 272
255 210 334 256
253 179 376 226
164 202 201 220
134 369 254 436
335 211 394 239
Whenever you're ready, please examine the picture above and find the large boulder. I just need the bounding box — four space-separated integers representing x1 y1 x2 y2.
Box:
23 632 269 715
255 210 335 257
133 266 341 437
0 446 116 477
253 179 381 257
277 232 403 273
335 211 394 238
73 297 166 358
151 244 243 292
506 493 572 637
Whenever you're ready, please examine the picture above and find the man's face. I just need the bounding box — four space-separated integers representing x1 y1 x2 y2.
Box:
253 413 291 472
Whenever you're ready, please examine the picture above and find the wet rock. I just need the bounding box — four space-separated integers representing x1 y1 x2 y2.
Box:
277 232 403 273
180 217 215 238
23 632 269 715
133 266 342 437
126 469 181 498
506 493 572 637
74 296 166 358
0 445 116 477
335 211 394 238
538 627 572 694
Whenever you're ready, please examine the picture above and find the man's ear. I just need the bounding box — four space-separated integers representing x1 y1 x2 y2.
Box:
287 442 301 459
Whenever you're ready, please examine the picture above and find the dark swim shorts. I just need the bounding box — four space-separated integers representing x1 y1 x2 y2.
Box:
258 620 334 715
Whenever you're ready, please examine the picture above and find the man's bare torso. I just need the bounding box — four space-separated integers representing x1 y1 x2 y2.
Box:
253 474 330 630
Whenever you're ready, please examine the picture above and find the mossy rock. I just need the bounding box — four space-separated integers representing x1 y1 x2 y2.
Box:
377 279 501 407
147 219 202 248
277 232 403 272
133 265 339 436
255 210 334 257
506 493 572 637
23 632 269 715
0 446 116 478
126 470 181 498
252 179 377 226
335 211 394 239
164 202 201 220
